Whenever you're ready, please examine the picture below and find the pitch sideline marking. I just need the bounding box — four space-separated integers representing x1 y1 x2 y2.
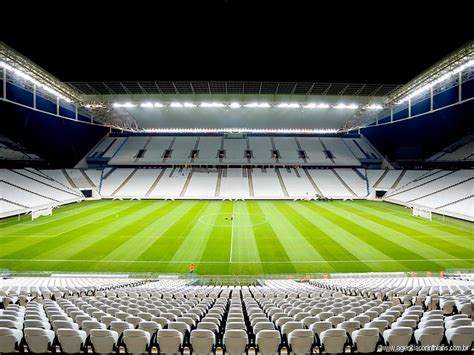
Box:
0 258 472 264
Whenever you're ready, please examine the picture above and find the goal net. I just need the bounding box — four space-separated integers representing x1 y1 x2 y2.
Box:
31 206 53 220
412 206 432 221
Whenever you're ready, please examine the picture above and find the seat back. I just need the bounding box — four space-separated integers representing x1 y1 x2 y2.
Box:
123 329 151 353
320 329 347 354
353 328 379 353
0 327 23 353
383 327 412 347
337 320 360 337
90 329 119 354
110 321 133 336
288 329 313 355
223 329 248 354
57 329 87 353
445 326 474 347
25 327 55 353
282 321 303 337
256 329 281 354
138 321 160 337
445 318 472 329
157 329 183 354
415 326 444 346
190 329 215 354
310 321 332 337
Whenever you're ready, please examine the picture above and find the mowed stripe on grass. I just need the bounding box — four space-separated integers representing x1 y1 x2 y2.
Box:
0 200 472 274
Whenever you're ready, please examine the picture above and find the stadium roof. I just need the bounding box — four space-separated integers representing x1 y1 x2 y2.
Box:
67 81 400 97
1 39 473 131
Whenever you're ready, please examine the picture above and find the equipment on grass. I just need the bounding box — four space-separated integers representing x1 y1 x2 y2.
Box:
31 206 53 221
412 206 432 221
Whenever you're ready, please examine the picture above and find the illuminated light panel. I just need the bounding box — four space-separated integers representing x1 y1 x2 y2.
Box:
200 102 225 108
142 127 339 134
0 61 73 103
317 103 330 108
184 102 197 108
366 104 383 110
113 103 137 108
154 103 164 107
303 103 316 109
277 103 300 108
170 102 183 108
229 102 241 108
333 103 358 109
398 58 474 104
140 102 154 108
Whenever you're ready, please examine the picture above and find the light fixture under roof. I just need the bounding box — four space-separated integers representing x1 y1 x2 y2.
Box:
244 103 259 108
170 102 183 108
184 102 197 108
200 102 225 108
140 102 154 108
113 102 137 108
277 103 300 108
229 102 241 108
366 104 383 110
333 103 358 109
396 57 474 104
142 127 339 134
154 103 164 107
0 60 74 103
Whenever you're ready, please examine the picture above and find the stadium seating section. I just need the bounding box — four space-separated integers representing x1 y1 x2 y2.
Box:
89 135 381 166
427 134 474 162
0 276 472 353
1 167 473 221
0 135 42 162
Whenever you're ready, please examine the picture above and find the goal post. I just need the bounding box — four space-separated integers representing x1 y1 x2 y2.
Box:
31 206 53 221
412 206 432 221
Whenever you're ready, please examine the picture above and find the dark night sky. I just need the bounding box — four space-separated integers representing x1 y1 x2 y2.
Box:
1 1 473 84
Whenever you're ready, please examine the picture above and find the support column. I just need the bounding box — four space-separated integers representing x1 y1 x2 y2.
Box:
430 86 434 111
33 83 36 109
3 67 6 100
458 70 462 102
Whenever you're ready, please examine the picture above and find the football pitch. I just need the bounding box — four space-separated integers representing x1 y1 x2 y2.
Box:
0 200 472 275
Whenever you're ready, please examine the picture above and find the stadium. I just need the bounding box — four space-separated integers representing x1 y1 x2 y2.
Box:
0 5 473 352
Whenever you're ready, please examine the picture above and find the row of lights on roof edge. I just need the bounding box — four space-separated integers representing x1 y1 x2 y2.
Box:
2 59 473 108
111 102 384 110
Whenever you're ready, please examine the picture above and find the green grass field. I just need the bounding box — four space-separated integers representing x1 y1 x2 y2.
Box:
0 200 472 275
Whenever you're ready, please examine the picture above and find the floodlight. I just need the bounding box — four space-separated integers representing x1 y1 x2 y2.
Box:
200 102 225 108
244 103 259 108
366 104 383 110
